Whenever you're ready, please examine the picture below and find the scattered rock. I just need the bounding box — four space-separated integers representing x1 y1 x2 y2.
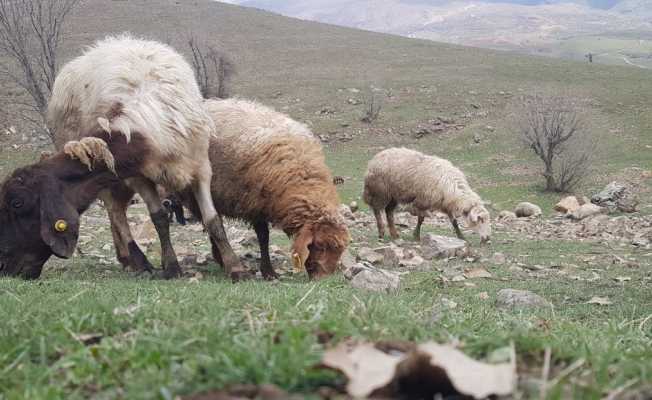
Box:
514 202 542 218
421 234 468 259
554 196 580 214
347 262 400 293
569 203 606 220
339 249 357 270
349 201 359 213
357 247 384 265
373 245 403 268
498 210 517 221
491 252 506 265
578 196 591 206
463 267 492 279
339 204 355 221
496 289 551 310
586 296 612 305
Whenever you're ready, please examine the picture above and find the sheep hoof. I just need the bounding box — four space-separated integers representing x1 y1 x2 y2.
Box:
261 268 279 281
157 264 182 280
230 269 253 283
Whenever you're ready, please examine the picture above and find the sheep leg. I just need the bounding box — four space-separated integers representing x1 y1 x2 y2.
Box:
385 201 399 240
413 215 425 242
127 178 181 279
449 214 466 241
100 186 154 274
254 220 278 280
373 208 385 239
193 177 248 282
210 237 224 268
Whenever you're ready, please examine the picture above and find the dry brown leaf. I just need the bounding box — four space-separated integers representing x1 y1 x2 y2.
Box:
321 340 516 399
417 342 515 399
463 267 493 279
321 341 402 398
587 296 612 305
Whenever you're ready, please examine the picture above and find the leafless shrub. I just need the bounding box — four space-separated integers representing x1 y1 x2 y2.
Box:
517 95 596 192
187 34 234 99
0 0 79 140
361 90 382 123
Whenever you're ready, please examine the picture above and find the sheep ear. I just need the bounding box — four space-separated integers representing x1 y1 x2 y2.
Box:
291 226 313 272
39 178 80 259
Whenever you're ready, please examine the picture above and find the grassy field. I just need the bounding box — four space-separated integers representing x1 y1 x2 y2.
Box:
1 0 652 398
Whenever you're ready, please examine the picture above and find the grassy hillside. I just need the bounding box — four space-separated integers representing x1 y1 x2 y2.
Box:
1 1 651 399
57 0 651 208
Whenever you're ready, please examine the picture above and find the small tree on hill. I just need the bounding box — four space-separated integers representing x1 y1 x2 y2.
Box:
187 34 235 99
0 0 80 140
517 95 596 192
361 90 382 123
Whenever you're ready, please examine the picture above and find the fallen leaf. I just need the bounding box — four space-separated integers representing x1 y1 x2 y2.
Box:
614 276 631 283
321 340 516 399
463 267 492 279
477 292 489 300
587 296 612 305
72 333 103 346
321 341 403 398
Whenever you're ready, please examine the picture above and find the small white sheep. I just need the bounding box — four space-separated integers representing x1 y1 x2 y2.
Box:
363 147 491 243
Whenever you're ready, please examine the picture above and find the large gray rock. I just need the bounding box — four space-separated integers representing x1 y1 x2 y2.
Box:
591 182 626 208
514 202 542 218
421 234 468 259
496 289 551 310
346 262 400 293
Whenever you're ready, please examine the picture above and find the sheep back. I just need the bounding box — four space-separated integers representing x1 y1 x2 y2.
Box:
203 98 340 233
48 34 214 190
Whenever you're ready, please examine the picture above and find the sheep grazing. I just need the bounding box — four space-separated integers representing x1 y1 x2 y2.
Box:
363 148 491 243
103 98 350 280
0 35 244 279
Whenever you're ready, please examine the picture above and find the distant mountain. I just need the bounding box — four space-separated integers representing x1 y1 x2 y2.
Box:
224 0 652 67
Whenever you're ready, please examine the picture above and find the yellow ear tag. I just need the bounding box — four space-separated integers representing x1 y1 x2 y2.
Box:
54 220 68 232
292 253 304 273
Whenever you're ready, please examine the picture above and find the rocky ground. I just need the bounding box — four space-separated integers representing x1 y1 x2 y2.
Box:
70 185 652 298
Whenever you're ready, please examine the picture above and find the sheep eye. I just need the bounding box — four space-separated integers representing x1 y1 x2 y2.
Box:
11 198 23 209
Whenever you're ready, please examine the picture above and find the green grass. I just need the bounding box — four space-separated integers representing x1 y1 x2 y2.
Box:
2 235 651 399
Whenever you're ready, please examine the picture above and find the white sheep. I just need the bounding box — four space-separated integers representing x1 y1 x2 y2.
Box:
47 34 245 279
363 147 491 243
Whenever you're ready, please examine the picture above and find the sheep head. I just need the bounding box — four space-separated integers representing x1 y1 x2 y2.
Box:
291 214 350 280
0 138 118 279
463 204 491 244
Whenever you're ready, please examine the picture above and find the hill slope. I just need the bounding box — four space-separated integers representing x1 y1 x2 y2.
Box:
2 0 651 209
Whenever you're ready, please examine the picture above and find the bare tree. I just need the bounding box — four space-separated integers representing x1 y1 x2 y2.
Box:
187 34 234 99
517 95 595 192
361 90 382 123
0 0 79 140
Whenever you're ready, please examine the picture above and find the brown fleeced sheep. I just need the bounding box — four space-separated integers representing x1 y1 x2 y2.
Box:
363 147 491 243
0 34 245 280
101 98 350 280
